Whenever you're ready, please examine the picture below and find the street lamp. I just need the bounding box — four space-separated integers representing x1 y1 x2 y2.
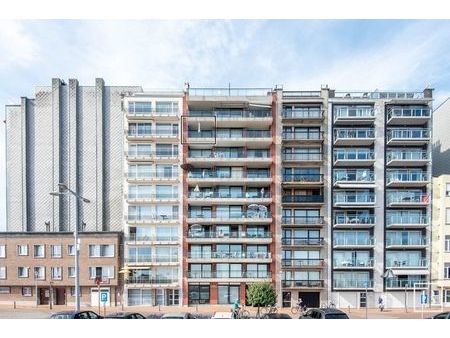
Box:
50 183 90 311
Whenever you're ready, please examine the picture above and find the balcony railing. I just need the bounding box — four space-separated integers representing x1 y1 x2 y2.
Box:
334 215 375 225
282 195 324 203
282 153 323 161
282 216 324 225
334 107 375 120
186 271 272 279
387 151 429 161
387 107 431 119
188 171 270 179
188 211 272 219
333 237 374 246
126 193 178 200
282 131 323 140
188 110 272 118
386 172 429 184
125 172 178 180
386 193 430 204
126 276 178 284
187 231 272 239
281 280 324 288
281 258 324 267
125 255 179 264
387 129 430 140
386 215 428 226
334 193 375 204
187 252 272 259
283 174 323 183
282 91 321 98
333 150 375 161
334 170 375 183
334 128 375 140
333 259 374 268
333 279 373 288
126 234 178 242
282 108 323 119
385 279 428 288
188 130 271 139
332 91 425 99
188 151 270 160
188 191 271 199
188 87 272 96
386 237 428 246
126 151 178 158
126 214 178 222
281 237 324 246
386 258 428 268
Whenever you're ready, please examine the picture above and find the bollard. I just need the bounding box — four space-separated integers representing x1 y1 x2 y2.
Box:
13 301 16 309
159 304 161 312
121 302 124 311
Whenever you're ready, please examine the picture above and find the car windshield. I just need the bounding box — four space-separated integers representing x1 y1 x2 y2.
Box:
325 313 348 319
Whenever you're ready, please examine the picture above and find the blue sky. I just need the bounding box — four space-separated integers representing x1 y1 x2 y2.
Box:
1 19 450 230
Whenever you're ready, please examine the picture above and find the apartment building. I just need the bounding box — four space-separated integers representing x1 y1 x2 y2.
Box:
122 92 184 306
431 175 450 306
0 232 121 307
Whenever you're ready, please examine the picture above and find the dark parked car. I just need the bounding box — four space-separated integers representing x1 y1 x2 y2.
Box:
430 312 450 319
300 308 349 319
50 311 103 319
146 313 164 319
261 313 292 319
105 312 146 319
161 312 196 319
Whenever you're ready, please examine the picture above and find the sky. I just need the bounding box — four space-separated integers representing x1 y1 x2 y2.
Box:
1 19 450 230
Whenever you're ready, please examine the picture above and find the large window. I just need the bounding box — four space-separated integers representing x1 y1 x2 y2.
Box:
128 289 152 306
218 285 240 304
88 266 114 279
89 245 114 257
188 285 210 305
128 101 151 113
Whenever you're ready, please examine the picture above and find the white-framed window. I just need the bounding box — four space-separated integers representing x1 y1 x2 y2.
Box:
0 245 6 258
89 244 114 257
446 183 450 197
447 208 450 225
51 245 62 258
17 245 28 256
445 263 450 279
446 236 450 252
18 267 29 278
0 287 10 294
68 245 75 256
88 266 114 279
34 266 45 280
22 287 32 297
33 245 45 258
0 267 6 279
51 267 62 280
68 267 75 278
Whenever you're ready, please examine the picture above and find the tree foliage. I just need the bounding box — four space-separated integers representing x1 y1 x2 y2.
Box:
246 282 277 307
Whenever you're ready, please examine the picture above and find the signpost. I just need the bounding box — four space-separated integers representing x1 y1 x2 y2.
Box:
420 291 428 319
101 291 108 317
95 277 109 316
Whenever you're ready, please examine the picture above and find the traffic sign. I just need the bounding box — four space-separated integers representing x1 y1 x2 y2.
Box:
100 291 108 303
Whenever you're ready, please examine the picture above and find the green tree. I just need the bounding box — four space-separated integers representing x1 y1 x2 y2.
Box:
246 282 277 318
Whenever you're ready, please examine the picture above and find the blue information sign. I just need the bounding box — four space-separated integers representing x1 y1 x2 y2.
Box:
100 291 108 303
420 294 428 304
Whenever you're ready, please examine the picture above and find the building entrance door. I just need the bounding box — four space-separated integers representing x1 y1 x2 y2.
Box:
55 287 66 305
39 288 50 305
298 292 320 308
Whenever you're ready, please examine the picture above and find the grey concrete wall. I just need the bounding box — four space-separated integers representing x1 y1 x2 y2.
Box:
433 98 450 177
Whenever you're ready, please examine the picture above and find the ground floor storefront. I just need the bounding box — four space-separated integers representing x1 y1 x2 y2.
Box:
124 288 180 306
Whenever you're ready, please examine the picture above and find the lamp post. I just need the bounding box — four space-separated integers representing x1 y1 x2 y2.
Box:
50 183 90 312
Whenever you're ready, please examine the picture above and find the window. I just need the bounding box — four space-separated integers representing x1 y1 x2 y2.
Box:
0 245 6 258
218 285 240 304
89 245 114 257
68 245 75 256
446 183 450 197
68 267 75 278
88 266 114 279
22 287 32 297
0 267 6 279
188 284 210 305
34 245 45 258
446 236 450 252
445 263 450 279
447 208 450 225
34 266 45 280
51 245 62 258
0 287 10 294
70 287 81 297
51 267 62 280
17 245 28 256
18 267 29 278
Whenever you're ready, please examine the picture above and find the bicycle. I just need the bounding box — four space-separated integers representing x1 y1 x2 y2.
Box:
291 304 307 315
233 306 250 319
321 302 336 309
261 305 278 315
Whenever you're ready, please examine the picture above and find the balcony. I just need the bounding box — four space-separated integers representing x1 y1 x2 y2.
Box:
282 107 324 121
281 280 324 289
387 107 431 125
333 128 375 146
187 151 272 167
386 150 430 167
188 110 272 128
281 237 324 246
281 258 324 268
186 270 272 282
186 231 272 244
333 170 375 188
126 106 179 119
333 215 375 228
333 279 374 290
333 237 375 248
187 211 272 225
332 91 426 100
386 215 429 228
125 214 179 224
125 172 179 183
333 106 375 125
282 216 324 227
282 152 323 164
385 279 428 289
386 171 429 188
125 234 178 244
282 131 324 143
125 193 179 204
187 191 271 205
187 251 272 263
187 130 272 147
187 171 272 187
333 192 375 208
282 174 323 186
126 131 178 142
333 150 375 167
333 259 374 269
386 192 430 207
125 151 178 162
125 255 179 266
386 128 430 145
386 258 428 269
126 276 179 286
385 237 428 249
282 195 324 205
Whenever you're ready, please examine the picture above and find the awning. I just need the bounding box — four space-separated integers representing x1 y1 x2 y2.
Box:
391 269 429 276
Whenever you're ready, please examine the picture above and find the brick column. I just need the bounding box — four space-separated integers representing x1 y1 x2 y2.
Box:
210 282 218 305
240 282 246 304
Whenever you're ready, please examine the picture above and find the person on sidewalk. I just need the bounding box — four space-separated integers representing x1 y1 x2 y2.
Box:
231 299 241 319
378 297 384 312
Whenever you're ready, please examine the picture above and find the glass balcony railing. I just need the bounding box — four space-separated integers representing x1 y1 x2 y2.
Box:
387 129 430 140
385 279 428 288
125 255 179 264
187 252 271 259
334 215 375 225
187 231 272 239
282 195 324 203
333 150 375 161
126 151 178 158
282 153 323 161
386 192 429 204
282 131 323 140
282 216 324 225
386 171 429 183
334 170 375 183
126 234 178 242
188 211 272 219
188 151 270 159
188 191 271 199
333 259 374 268
386 258 428 268
188 171 270 179
283 174 323 183
188 110 272 118
334 107 375 120
333 279 373 288
126 214 179 222
334 192 375 204
334 128 375 140
387 151 429 161
281 258 324 267
386 236 428 246
188 130 271 138
126 276 178 284
281 237 324 246
387 107 431 119
386 214 428 226
126 171 178 180
333 237 374 246
281 280 324 288
283 108 323 119
126 193 178 200
186 271 272 279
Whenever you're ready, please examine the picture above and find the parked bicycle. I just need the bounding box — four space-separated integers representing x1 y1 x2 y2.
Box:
261 305 278 315
290 303 307 315
320 302 336 309
233 306 250 319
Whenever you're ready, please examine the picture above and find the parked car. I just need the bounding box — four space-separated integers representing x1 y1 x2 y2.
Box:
430 312 450 319
161 312 196 319
105 312 146 319
261 313 292 319
300 308 349 319
146 313 164 319
211 312 234 319
50 311 103 319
